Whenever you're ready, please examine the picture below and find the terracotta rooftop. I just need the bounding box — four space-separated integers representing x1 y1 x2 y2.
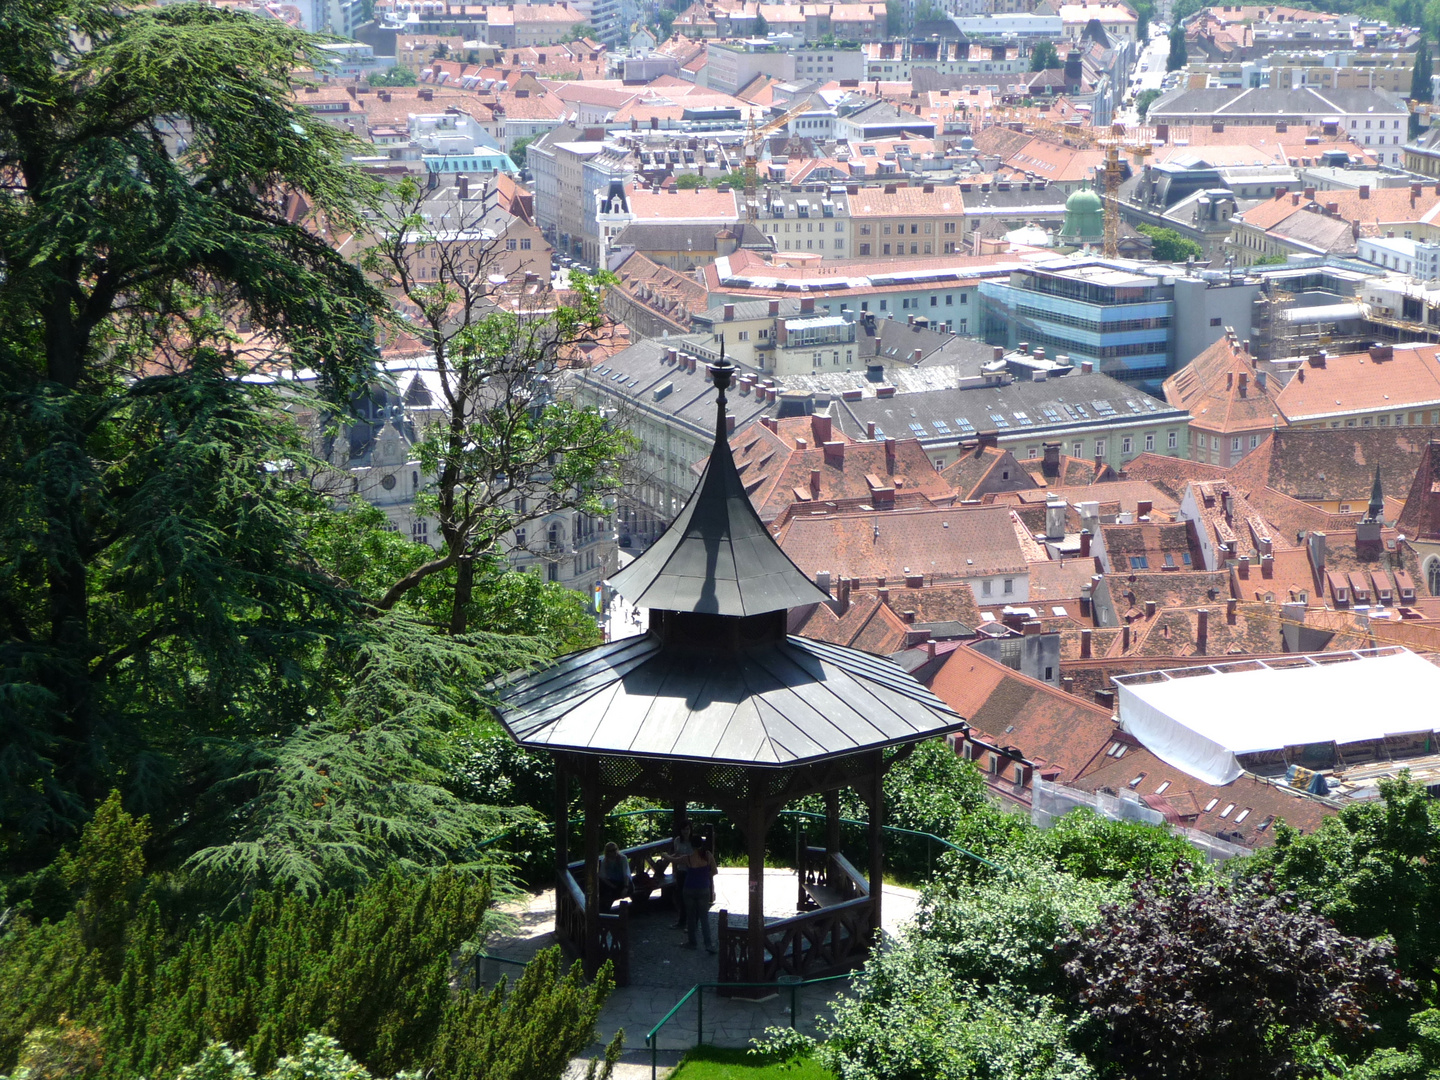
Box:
1073 744 1335 848
1163 333 1286 434
1397 439 1440 542
931 648 1117 783
777 503 1031 584
1227 426 1432 507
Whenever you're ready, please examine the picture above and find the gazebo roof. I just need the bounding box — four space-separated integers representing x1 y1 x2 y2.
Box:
607 364 829 617
497 631 965 767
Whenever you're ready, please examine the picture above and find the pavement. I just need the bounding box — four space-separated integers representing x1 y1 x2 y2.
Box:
483 867 920 1080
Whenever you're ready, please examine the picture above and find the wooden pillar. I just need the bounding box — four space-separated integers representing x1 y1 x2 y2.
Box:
867 751 884 942
747 773 767 983
582 764 603 976
555 760 569 878
824 788 841 856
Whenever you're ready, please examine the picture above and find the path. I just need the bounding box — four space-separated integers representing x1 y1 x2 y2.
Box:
483 868 920 1079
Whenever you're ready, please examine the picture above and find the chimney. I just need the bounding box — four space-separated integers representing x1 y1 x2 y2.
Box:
1095 687 1115 710
1307 531 1327 577
836 577 851 615
905 573 924 588
800 296 815 313
769 299 779 315
1080 360 1094 374
816 570 832 591
1045 496 1066 540
885 438 896 473
1261 553 1274 578
1023 620 1042 636
810 468 821 498
1359 185 1370 199
1062 676 1075 694
1308 351 1326 368
1156 122 1169 142
877 586 889 605
1226 598 1237 625
902 610 917 624
823 440 845 467
993 346 1005 362
1043 442 1060 478
1121 624 1131 652
1196 608 1209 655
865 420 876 440
1080 628 1092 659
457 174 470 199
723 303 735 320
1080 584 1091 619
1239 554 1250 578
1079 528 1091 557
1145 600 1156 619
1137 500 1152 518
1303 186 1315 200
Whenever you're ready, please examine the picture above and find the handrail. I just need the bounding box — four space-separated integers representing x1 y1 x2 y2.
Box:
644 973 852 1080
481 806 998 873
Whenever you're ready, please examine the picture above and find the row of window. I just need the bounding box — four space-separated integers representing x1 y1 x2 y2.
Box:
857 221 960 236
763 221 846 233
1014 304 1170 334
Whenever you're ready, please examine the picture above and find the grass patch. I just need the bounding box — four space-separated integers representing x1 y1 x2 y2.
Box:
670 1045 833 1080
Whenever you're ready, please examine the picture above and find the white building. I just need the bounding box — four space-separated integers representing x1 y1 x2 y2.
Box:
1356 236 1440 279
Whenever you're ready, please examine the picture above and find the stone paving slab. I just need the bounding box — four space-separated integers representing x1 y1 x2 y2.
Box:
484 868 920 1079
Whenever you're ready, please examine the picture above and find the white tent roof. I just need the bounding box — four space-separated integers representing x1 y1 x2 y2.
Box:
1115 649 1440 786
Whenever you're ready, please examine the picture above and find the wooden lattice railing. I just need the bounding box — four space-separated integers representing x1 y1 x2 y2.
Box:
717 848 872 984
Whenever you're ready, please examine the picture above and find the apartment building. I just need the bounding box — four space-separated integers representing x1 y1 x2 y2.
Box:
848 183 965 260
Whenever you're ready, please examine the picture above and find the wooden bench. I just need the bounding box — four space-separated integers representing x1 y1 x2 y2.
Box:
802 881 849 909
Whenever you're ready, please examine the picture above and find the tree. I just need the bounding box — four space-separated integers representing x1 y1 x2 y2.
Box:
510 135 536 169
1136 87 1162 121
360 182 634 636
1167 23 1188 71
1246 775 1440 981
1414 37 1434 104
753 8 769 35
0 0 388 852
674 172 706 188
884 0 902 34
1137 224 1204 262
1030 42 1061 71
1058 873 1409 1080
367 65 418 86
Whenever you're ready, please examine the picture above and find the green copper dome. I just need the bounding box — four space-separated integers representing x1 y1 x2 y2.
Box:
1060 181 1105 243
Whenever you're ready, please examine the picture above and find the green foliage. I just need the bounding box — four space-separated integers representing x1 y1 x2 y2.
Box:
1246 775 1440 981
884 0 901 33
1351 1009 1440 1080
1138 224 1205 262
366 66 417 86
509 136 535 170
754 9 769 35
1415 39 1434 104
56 792 149 973
1167 24 1188 71
1252 253 1290 265
9 1019 106 1080
431 948 618 1080
675 173 706 189
1136 88 1162 121
1030 42 1061 71
822 943 1095 1080
1059 873 1408 1080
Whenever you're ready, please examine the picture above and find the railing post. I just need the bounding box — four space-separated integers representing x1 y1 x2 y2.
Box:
697 985 704 1047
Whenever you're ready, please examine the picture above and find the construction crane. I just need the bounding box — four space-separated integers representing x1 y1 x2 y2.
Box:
1099 134 1152 257
742 98 816 222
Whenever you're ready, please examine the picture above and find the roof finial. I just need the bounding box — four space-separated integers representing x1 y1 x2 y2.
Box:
1367 463 1384 523
709 335 735 445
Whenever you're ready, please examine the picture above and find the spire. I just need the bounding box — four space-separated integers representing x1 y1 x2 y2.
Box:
606 341 831 617
1367 463 1384 524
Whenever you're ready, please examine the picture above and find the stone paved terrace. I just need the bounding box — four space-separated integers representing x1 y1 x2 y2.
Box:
484 867 920 1079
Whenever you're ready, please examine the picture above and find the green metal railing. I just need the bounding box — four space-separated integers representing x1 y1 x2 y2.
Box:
469 949 528 990
644 973 852 1080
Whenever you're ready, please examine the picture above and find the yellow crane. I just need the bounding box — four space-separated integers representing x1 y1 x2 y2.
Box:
1099 135 1152 257
742 98 817 222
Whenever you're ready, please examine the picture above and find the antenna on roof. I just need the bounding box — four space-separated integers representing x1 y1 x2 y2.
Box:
708 335 734 445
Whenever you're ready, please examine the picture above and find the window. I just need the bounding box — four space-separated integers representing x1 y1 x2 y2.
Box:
944 221 957 234
931 296 937 307
506 239 517 251
1250 433 1259 448
982 579 993 596
883 243 891 255
1145 432 1155 451
860 243 871 256
1129 556 1149 569
1232 436 1242 453
1002 578 1013 594
520 238 531 250
1072 441 1083 457
910 243 918 254
1094 439 1106 458
860 224 871 235
960 293 968 303
1167 430 1178 449
1203 798 1219 812
910 224 918 235
547 562 558 582
1210 316 1222 326
879 300 887 311
1220 803 1235 818
835 239 844 249
514 527 526 548
1121 436 1132 455
412 519 428 542
945 294 953 305
882 224 891 235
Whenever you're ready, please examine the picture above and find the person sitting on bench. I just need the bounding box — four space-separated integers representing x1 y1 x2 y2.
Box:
598 841 633 912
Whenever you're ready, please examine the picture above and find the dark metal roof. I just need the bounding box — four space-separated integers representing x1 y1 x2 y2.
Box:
497 632 966 766
607 357 831 616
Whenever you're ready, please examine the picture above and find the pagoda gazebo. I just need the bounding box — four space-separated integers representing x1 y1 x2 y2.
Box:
495 357 965 987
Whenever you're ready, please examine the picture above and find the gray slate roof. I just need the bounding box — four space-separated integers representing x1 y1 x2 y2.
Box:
607 379 830 616
497 631 965 765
